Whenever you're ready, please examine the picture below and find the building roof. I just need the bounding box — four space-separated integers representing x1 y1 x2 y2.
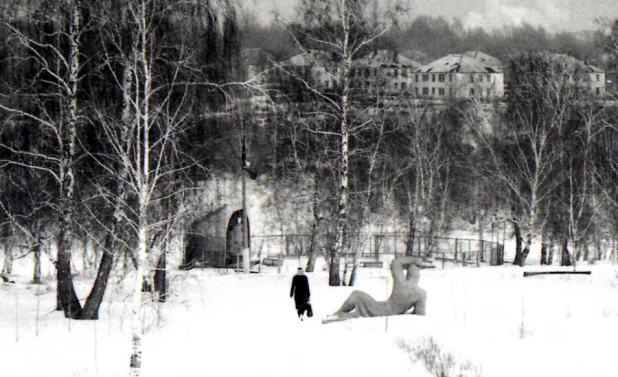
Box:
463 51 503 68
355 50 422 69
417 54 503 74
546 53 604 73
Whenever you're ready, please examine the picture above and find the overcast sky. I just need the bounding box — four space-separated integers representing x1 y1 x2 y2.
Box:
238 0 618 33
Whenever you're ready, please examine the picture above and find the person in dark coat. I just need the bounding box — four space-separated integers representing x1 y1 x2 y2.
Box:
290 267 311 320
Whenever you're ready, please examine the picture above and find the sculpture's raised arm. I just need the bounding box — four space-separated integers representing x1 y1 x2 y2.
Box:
390 256 434 283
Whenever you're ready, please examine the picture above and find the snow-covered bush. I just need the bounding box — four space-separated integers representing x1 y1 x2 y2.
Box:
398 336 483 377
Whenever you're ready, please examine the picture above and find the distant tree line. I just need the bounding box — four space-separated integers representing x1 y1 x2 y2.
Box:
240 13 616 69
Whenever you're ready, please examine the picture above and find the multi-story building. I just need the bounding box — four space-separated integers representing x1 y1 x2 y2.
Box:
550 54 606 97
505 53 606 99
463 51 504 69
351 50 422 95
606 71 618 98
414 54 505 100
273 49 608 103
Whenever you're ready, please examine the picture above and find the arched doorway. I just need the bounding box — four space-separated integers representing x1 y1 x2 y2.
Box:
225 209 250 267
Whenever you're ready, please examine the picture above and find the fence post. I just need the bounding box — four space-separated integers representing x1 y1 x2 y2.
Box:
468 239 472 264
454 239 458 265
462 252 466 267
442 251 445 269
278 253 282 274
480 240 485 263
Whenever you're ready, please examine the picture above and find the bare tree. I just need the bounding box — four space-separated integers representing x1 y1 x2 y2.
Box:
0 0 86 317
283 0 407 286
469 53 580 266
88 1 241 375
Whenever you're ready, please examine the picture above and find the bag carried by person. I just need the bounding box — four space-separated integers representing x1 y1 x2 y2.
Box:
306 303 313 318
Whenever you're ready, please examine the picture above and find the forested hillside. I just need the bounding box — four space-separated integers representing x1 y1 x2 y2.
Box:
239 13 618 69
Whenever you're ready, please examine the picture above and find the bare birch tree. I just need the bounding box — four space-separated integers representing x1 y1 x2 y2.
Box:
0 0 86 317
469 53 580 266
284 0 407 286
86 1 241 375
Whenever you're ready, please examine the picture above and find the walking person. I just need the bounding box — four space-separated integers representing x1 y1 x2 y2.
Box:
290 267 311 321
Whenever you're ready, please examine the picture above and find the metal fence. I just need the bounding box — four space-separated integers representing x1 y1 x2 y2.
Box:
252 232 504 267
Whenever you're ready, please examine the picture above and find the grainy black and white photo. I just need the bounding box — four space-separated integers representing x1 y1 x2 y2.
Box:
0 0 617 376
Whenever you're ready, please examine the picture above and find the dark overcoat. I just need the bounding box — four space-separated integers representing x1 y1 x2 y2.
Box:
290 274 310 310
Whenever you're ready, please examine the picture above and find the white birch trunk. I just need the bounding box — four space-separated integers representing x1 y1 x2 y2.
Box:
56 0 83 318
130 2 153 374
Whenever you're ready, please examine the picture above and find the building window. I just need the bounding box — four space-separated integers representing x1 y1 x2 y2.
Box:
438 88 445 95
478 75 483 83
423 74 429 82
401 82 407 90
470 88 475 96
470 75 475 83
422 87 429 95
415 74 419 82
402 69 408 78
432 74 436 82
431 87 435 95
449 74 453 82
486 74 491 82
596 87 600 95
439 74 445 82
393 69 398 78
415 87 419 95
393 82 398 89
596 74 600 82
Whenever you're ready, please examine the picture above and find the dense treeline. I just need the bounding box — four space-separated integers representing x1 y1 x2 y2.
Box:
0 0 243 320
240 14 615 69
0 1 616 302
254 2 617 280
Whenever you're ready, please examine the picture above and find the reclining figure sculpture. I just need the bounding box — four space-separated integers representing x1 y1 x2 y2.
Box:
323 256 433 324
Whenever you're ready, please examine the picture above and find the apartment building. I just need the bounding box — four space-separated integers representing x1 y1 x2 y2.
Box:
414 54 505 100
351 50 422 95
274 49 607 102
549 54 606 97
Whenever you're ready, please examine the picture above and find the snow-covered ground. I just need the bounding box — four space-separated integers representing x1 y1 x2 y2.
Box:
1 258 618 377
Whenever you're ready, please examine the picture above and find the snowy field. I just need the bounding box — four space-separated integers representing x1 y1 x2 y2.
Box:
1 259 618 377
